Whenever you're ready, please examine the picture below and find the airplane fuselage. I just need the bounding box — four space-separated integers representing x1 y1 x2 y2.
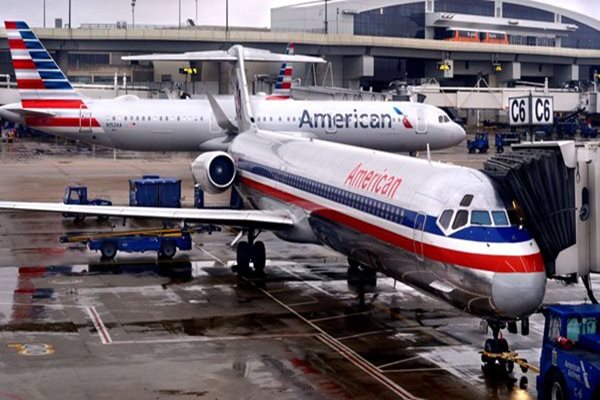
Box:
229 130 547 320
9 98 465 152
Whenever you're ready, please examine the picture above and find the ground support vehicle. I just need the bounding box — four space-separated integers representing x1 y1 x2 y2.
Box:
467 132 489 154
59 226 219 260
62 186 112 222
536 304 600 400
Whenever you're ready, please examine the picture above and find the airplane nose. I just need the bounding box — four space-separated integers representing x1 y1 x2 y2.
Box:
453 123 466 144
491 272 546 318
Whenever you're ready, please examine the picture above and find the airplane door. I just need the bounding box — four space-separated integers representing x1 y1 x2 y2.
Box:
79 106 92 133
412 212 426 261
416 108 427 134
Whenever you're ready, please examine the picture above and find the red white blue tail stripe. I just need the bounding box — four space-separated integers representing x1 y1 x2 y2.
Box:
5 21 102 132
268 43 295 100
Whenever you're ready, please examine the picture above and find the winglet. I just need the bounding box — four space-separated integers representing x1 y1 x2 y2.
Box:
206 93 238 134
227 45 257 133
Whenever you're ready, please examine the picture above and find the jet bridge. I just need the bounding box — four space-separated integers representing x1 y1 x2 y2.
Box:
483 141 600 296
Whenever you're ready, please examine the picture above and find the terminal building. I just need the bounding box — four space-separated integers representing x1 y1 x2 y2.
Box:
1 0 600 102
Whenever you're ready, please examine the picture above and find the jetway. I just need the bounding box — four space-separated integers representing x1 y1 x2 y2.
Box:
484 141 600 292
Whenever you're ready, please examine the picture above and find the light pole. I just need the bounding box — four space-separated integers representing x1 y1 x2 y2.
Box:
131 0 136 29
178 0 181 29
225 0 229 33
195 0 198 24
68 0 72 28
43 0 46 28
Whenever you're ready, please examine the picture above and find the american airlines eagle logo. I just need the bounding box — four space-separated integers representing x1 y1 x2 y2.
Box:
344 163 402 199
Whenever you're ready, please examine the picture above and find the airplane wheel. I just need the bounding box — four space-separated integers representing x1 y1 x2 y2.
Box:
74 214 86 223
252 241 266 273
101 241 117 260
236 241 251 273
160 240 176 259
545 370 567 400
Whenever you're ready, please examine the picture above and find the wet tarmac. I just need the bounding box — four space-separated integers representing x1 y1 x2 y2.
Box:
0 138 598 399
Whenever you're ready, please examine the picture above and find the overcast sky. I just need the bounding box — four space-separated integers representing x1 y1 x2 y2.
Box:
1 0 598 29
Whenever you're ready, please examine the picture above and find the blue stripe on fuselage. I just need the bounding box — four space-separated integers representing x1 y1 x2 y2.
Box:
238 159 532 244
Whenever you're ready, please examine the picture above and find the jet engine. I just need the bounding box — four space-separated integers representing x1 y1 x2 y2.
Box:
190 151 236 194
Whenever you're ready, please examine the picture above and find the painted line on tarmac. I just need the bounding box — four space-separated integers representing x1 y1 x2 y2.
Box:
382 367 445 373
309 310 371 323
271 264 334 296
109 333 319 345
85 306 111 345
254 281 420 400
336 329 393 341
377 356 423 369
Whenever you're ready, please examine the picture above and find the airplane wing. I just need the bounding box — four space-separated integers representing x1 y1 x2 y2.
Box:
0 202 294 230
122 47 325 64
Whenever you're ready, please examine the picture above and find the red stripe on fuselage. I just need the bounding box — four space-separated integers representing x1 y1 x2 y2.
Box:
22 100 87 109
12 59 36 69
241 175 545 274
5 21 18 29
24 117 101 128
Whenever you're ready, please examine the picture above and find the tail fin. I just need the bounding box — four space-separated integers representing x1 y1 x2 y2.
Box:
4 21 85 109
270 43 295 100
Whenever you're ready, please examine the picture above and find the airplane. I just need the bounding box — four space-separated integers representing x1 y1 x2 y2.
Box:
0 21 465 153
0 42 546 358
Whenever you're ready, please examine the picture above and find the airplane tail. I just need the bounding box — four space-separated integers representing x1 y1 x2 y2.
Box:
270 43 295 100
4 21 85 109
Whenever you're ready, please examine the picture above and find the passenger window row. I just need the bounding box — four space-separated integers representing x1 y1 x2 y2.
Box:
239 160 408 225
108 115 203 122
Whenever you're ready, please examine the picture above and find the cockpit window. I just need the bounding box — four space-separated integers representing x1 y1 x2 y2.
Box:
438 209 454 230
460 195 474 207
452 210 469 230
471 211 492 226
443 115 450 123
492 211 509 226
438 116 444 123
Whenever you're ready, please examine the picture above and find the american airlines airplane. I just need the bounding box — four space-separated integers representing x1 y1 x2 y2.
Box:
0 42 546 357
0 21 465 153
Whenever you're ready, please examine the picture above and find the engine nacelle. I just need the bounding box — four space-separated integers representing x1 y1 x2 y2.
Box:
190 151 236 194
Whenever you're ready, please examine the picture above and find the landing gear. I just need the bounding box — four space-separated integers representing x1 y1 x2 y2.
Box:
235 229 266 275
347 258 377 308
481 321 514 375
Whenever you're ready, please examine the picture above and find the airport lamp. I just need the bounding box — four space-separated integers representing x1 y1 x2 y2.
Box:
131 0 136 28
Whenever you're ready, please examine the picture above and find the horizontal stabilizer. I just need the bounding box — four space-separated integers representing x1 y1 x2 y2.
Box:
123 47 325 64
0 201 295 230
2 106 55 118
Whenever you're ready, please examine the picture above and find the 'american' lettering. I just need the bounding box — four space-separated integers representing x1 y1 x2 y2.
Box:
344 163 402 199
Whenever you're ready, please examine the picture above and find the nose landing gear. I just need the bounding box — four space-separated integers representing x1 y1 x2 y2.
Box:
481 321 515 374
234 229 266 275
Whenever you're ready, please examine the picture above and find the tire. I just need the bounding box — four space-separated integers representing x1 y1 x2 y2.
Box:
236 241 251 272
100 241 117 260
160 240 176 259
74 214 85 223
97 215 109 222
252 241 266 273
543 370 567 400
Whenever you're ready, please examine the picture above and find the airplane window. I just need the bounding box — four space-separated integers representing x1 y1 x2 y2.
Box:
471 211 492 226
279 117 282 122
136 116 139 121
112 116 115 121
131 116 134 121
124 116 128 121
270 117 273 122
438 116 444 123
177 116 180 121
443 115 451 123
287 117 290 122
142 116 145 121
165 116 169 121
452 210 469 230
293 117 296 122
438 209 454 230
159 116 163 121
492 211 509 226
201 117 204 121
460 195 474 207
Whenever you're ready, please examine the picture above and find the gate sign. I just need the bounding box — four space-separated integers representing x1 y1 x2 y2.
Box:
509 96 554 126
